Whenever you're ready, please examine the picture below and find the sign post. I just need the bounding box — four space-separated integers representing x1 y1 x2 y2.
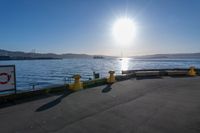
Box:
0 65 16 93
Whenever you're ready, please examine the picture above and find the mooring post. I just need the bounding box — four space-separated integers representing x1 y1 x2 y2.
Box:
188 66 196 76
69 74 83 91
107 71 116 83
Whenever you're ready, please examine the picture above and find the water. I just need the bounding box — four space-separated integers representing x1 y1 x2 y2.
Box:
0 58 200 91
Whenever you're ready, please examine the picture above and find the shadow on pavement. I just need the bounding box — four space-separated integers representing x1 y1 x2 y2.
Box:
0 92 65 109
35 90 73 112
102 84 113 93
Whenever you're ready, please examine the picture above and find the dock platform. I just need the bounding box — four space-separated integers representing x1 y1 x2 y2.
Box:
0 77 200 133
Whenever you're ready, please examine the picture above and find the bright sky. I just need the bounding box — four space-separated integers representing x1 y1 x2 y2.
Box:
0 0 200 56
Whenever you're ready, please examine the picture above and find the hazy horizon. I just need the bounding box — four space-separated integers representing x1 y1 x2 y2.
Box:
1 0 200 56
1 48 200 58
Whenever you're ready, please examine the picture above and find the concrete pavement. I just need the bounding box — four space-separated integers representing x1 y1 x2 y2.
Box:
0 77 200 133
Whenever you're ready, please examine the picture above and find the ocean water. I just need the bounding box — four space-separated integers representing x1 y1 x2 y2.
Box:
0 58 200 91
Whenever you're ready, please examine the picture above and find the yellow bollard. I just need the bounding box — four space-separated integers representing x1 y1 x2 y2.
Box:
188 66 196 76
69 74 83 91
107 71 116 83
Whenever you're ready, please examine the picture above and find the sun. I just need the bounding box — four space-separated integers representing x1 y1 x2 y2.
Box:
112 17 137 45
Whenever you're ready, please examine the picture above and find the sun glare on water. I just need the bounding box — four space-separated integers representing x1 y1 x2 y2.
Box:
112 17 137 45
120 58 130 70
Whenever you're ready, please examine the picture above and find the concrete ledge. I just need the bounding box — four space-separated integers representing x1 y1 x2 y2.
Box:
0 85 67 104
1 68 199 105
1 77 200 133
83 78 107 88
116 74 135 81
167 70 188 76
123 68 200 76
0 78 109 104
135 71 160 77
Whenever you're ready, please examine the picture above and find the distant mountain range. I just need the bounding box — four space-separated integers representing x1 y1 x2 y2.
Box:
0 49 111 60
133 53 200 59
0 49 200 60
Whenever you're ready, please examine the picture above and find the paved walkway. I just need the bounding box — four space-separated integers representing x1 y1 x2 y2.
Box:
0 77 200 133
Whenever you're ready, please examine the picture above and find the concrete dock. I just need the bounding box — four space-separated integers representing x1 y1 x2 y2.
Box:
0 77 200 133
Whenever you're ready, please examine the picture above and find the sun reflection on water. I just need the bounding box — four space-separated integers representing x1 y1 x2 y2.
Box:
119 58 130 71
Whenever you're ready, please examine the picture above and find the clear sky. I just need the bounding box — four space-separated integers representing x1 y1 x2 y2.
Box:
0 0 200 56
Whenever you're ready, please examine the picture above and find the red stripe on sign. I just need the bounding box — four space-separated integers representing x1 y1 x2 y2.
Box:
0 73 11 85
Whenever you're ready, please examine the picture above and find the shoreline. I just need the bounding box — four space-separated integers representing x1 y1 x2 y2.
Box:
0 58 62 61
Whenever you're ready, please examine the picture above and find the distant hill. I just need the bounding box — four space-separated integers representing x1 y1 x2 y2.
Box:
0 49 111 60
1 49 199 60
0 49 61 60
133 53 200 59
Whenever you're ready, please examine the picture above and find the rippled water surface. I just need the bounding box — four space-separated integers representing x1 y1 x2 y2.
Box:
1 58 200 91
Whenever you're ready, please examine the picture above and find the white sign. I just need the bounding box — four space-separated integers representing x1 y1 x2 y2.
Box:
0 65 16 92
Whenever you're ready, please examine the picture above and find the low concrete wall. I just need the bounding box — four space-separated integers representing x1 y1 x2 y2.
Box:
135 71 160 77
122 68 200 76
167 70 188 76
1 68 199 105
0 85 67 104
83 78 107 88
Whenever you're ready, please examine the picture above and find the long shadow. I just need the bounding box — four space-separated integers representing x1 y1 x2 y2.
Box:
35 90 73 112
102 84 113 93
0 92 65 109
